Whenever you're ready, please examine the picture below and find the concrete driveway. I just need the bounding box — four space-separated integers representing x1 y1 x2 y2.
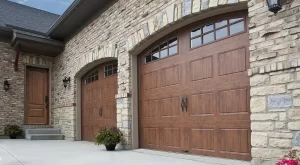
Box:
0 140 250 165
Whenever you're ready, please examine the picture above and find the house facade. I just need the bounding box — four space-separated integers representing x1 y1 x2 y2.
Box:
0 0 300 164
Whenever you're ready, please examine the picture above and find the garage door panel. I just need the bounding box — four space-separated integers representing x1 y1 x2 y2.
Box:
102 84 115 98
161 65 180 87
161 128 181 151
91 87 101 101
191 129 215 151
142 99 160 118
220 129 250 154
191 93 213 116
161 97 180 117
219 88 249 114
218 47 247 76
190 57 213 81
100 105 116 120
143 127 160 147
144 71 159 90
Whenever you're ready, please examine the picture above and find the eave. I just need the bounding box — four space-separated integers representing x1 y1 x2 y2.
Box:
47 0 117 41
0 26 13 42
11 31 65 57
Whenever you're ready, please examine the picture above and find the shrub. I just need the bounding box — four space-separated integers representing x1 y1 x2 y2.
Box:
4 125 22 137
94 127 123 145
276 150 300 165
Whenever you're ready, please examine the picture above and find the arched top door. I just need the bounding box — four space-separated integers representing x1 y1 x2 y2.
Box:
81 61 118 141
138 11 251 161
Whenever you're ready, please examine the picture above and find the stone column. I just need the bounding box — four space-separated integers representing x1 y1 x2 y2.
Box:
248 0 300 164
116 50 133 149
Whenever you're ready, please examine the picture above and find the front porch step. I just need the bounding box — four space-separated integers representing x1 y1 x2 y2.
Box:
25 128 64 140
26 134 65 140
25 128 61 135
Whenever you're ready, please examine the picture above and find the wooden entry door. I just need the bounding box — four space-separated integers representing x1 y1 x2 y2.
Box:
138 11 251 161
25 66 49 125
81 62 118 141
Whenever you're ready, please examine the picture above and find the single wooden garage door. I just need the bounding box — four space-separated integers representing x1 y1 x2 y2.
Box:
138 11 251 161
82 61 118 141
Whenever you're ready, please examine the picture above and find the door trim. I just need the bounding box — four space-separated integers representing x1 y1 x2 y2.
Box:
24 65 51 125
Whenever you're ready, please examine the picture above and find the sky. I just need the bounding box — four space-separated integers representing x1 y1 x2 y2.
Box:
9 0 74 15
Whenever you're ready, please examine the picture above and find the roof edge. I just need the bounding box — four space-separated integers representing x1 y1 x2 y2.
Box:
11 31 65 56
0 26 13 43
47 0 84 36
12 31 65 48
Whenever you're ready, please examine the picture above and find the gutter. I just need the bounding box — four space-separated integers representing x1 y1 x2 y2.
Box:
0 26 64 57
47 0 84 36
11 31 65 49
0 26 13 33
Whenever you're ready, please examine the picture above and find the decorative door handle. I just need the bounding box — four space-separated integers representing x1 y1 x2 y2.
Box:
181 98 185 112
45 96 49 104
184 97 188 112
99 108 102 117
45 95 49 108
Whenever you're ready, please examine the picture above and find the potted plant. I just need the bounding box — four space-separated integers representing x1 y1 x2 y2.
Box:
4 125 22 139
94 127 123 151
276 149 299 165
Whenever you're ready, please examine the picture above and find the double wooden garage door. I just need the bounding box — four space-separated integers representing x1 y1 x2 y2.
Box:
138 11 251 161
81 11 251 161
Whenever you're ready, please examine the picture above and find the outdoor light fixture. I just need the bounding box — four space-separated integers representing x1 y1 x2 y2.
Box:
4 79 10 91
63 77 71 89
267 0 282 14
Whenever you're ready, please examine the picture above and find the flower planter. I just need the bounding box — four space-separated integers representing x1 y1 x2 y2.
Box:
105 144 116 151
94 127 122 151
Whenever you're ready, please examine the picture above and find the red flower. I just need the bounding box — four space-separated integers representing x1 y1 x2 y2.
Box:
276 159 299 165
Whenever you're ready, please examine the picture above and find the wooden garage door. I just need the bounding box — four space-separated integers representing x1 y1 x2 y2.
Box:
81 61 118 141
138 11 251 161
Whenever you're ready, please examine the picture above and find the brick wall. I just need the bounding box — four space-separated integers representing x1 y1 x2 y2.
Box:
248 0 300 164
0 41 54 135
0 42 25 135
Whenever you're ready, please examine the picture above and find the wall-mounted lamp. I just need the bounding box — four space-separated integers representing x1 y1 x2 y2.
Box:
63 77 71 89
4 79 10 91
267 0 282 14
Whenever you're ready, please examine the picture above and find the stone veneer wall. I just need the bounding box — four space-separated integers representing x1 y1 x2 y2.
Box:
248 0 300 164
52 0 248 147
51 0 300 164
0 41 54 135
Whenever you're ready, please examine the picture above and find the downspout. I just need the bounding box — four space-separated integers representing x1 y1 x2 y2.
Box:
14 45 20 71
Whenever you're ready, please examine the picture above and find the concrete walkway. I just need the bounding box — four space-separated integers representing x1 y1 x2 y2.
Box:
0 140 251 165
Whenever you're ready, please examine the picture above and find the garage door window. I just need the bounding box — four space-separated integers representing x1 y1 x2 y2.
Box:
85 70 99 84
104 63 118 77
191 17 245 48
145 37 178 63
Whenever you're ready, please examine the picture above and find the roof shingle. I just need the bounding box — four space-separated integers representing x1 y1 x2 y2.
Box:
0 0 60 34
